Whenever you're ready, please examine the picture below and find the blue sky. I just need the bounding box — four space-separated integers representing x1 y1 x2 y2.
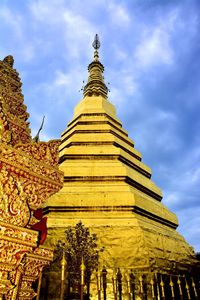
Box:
0 0 200 252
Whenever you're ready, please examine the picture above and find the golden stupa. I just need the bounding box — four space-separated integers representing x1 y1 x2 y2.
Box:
43 35 198 299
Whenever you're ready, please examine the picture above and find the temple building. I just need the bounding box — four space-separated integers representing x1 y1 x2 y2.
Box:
0 55 63 299
43 36 199 299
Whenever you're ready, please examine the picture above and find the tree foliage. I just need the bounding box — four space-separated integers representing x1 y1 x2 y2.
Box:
55 222 102 284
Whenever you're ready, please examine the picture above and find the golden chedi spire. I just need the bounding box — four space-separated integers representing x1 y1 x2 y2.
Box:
83 34 108 98
44 36 199 299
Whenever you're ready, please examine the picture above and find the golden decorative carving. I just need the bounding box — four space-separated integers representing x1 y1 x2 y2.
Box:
0 142 63 226
15 140 60 167
18 248 53 300
0 221 38 244
0 56 31 145
0 55 62 299
0 222 38 299
0 166 30 226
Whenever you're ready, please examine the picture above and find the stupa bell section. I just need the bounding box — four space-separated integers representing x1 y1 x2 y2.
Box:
44 36 196 272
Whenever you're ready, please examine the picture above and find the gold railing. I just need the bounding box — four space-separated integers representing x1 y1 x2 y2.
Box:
39 263 200 299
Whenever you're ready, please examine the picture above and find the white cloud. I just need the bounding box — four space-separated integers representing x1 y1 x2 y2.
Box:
107 2 130 27
54 68 86 91
177 207 200 252
0 6 38 65
0 6 23 38
62 10 95 59
29 0 65 23
117 71 138 96
21 43 35 62
186 167 200 185
134 108 180 153
29 0 96 60
162 144 200 213
112 46 128 61
134 26 174 67
54 71 71 86
133 8 185 69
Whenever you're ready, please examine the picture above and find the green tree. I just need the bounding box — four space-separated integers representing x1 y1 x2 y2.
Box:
55 222 103 298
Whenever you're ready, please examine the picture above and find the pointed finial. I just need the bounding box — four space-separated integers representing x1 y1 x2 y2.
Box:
92 34 100 62
92 34 100 50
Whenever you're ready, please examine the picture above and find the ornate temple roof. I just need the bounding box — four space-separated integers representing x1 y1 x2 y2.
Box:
0 56 62 298
0 55 63 226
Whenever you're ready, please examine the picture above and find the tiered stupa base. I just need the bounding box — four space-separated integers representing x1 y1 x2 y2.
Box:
44 95 197 298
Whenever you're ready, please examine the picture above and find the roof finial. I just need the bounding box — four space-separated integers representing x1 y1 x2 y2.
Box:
92 34 100 50
33 116 45 142
92 34 100 62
